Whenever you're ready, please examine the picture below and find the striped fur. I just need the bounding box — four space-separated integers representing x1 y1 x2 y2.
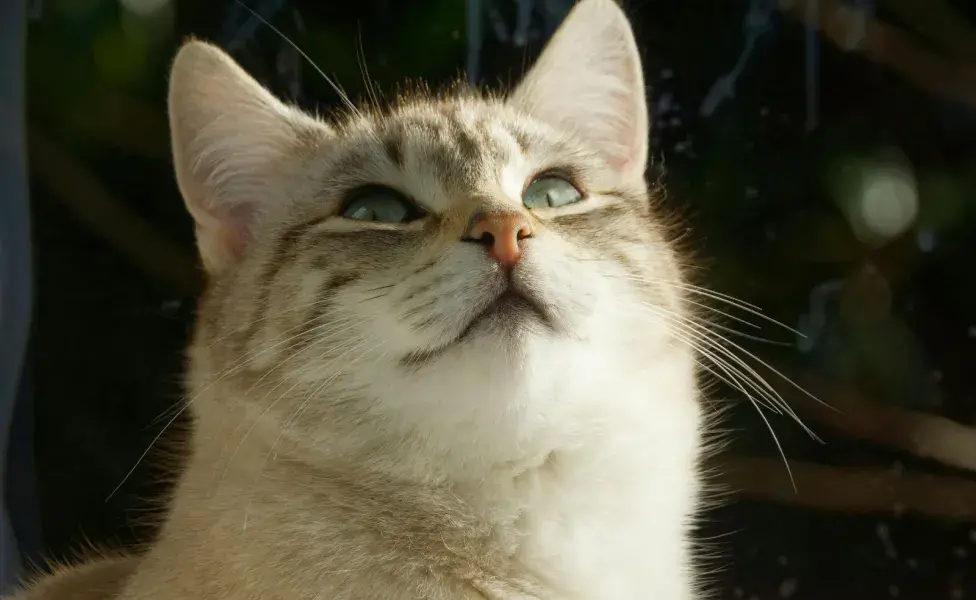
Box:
10 1 710 598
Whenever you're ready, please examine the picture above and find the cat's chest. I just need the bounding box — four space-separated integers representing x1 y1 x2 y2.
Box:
494 458 694 599
511 494 657 597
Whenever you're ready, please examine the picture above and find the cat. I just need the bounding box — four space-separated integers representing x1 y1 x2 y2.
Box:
9 0 711 597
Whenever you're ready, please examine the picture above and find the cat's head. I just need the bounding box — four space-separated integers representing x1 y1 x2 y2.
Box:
169 0 698 478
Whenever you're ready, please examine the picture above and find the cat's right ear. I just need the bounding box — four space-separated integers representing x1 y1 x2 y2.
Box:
168 40 331 276
507 0 648 183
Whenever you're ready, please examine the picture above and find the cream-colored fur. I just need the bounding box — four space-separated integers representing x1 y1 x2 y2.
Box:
6 556 137 600
8 1 711 598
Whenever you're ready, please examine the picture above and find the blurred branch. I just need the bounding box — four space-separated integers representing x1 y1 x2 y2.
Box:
67 91 170 160
883 0 976 61
778 0 976 109
783 373 976 475
28 127 204 297
721 456 976 521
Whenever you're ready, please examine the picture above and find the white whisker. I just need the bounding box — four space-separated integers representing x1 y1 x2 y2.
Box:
110 313 359 500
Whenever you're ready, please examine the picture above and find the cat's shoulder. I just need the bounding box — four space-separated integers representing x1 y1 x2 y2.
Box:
4 554 138 600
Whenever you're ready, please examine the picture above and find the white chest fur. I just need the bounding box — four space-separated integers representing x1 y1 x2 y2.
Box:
468 367 702 599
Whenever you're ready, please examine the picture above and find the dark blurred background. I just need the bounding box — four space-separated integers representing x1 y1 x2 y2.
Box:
10 0 976 598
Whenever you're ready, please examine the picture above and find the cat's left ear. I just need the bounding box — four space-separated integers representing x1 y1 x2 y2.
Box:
508 0 648 182
168 40 332 276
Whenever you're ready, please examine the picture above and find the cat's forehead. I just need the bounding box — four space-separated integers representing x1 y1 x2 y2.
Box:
306 97 582 213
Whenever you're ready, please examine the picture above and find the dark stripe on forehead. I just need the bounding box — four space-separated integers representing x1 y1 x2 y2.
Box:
478 119 510 162
437 120 496 191
382 129 404 167
328 150 373 185
393 110 492 189
507 124 533 154
445 116 483 164
398 113 448 141
429 145 458 187
291 121 328 156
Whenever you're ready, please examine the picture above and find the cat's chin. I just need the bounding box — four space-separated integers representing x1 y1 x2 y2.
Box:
472 289 553 331
400 285 559 368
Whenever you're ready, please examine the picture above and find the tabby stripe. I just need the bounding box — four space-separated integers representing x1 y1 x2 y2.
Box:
474 119 506 161
402 282 432 305
610 250 644 282
382 129 404 167
292 272 362 353
550 201 628 221
403 270 448 305
399 332 470 370
411 258 438 276
507 125 533 154
241 216 328 351
411 314 439 333
446 117 482 165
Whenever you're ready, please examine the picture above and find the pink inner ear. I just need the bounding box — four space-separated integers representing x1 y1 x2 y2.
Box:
608 154 635 176
601 114 646 179
219 222 249 263
224 203 255 261
203 202 255 267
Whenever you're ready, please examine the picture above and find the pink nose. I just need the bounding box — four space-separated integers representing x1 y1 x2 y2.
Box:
464 211 535 268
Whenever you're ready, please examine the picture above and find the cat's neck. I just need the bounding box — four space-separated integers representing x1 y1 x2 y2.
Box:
193 367 687 483
185 349 701 515
174 372 701 599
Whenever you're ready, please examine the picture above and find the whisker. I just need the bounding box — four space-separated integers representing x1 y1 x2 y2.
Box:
635 303 798 488
216 319 366 457
650 311 800 490
232 0 362 117
688 316 793 347
677 312 826 415
219 332 375 490
666 319 784 415
599 267 805 338
355 24 381 110
361 283 396 295
632 301 783 412
242 338 384 528
108 313 358 500
681 297 761 330
361 292 392 302
658 279 764 312
239 319 364 400
205 294 357 349
643 302 821 437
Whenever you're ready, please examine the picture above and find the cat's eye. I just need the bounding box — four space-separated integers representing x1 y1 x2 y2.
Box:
340 186 424 223
522 175 583 209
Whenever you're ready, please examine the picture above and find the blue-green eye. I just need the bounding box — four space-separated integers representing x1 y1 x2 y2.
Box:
522 175 583 209
341 187 423 223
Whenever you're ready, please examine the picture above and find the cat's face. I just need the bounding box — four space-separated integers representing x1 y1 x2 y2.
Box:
169 0 697 476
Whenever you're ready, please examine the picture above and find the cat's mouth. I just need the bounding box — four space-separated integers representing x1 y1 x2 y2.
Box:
399 286 555 368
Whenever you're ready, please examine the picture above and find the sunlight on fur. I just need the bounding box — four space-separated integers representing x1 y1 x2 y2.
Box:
7 1 811 598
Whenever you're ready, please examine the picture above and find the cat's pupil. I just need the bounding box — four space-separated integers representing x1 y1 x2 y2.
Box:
522 176 583 209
